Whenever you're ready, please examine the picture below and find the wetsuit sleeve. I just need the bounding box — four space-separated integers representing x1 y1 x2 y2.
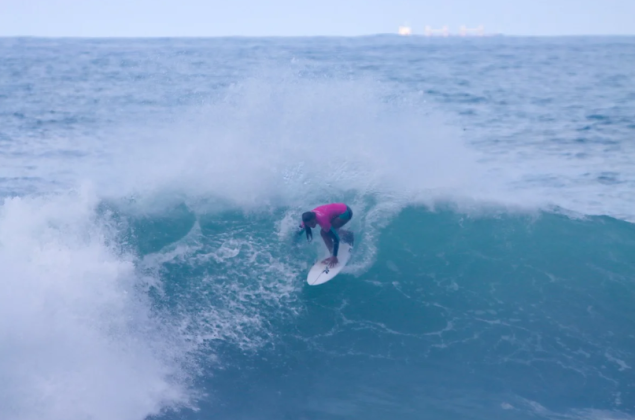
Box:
328 227 340 257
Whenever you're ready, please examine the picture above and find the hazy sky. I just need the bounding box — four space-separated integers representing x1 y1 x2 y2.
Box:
2 0 634 37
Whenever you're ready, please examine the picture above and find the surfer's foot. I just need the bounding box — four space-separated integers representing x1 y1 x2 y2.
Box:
322 256 339 267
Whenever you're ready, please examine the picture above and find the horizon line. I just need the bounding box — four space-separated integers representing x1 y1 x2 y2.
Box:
2 33 635 39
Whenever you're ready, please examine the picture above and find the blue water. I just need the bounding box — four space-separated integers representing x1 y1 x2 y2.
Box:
1 36 635 420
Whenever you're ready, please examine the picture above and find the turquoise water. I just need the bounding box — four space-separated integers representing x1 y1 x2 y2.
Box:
1 37 634 420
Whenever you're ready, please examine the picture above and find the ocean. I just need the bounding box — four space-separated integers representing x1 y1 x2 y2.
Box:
1 36 634 420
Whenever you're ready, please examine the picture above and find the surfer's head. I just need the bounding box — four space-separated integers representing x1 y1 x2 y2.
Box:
301 212 317 241
302 212 317 228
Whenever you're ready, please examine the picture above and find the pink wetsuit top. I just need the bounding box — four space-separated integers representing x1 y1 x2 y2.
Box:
313 203 348 231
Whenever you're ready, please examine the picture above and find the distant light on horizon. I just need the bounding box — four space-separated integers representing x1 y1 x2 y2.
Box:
398 25 412 36
399 25 496 37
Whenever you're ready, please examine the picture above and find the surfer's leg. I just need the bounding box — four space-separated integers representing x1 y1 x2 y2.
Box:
332 206 353 245
331 218 346 229
320 229 334 253
331 206 352 229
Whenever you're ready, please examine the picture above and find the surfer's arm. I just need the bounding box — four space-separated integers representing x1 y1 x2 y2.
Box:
328 227 340 257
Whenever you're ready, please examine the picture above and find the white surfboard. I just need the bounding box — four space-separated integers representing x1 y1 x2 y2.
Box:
306 243 353 286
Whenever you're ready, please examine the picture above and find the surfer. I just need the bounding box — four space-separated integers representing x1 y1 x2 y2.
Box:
300 203 353 267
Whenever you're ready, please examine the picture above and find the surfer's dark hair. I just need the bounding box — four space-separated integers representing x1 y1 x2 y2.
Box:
301 212 316 242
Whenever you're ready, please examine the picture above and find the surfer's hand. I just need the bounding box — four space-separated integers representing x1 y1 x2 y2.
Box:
322 256 338 268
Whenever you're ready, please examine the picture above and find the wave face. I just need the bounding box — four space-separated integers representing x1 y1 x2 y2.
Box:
1 37 635 420
128 204 634 420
